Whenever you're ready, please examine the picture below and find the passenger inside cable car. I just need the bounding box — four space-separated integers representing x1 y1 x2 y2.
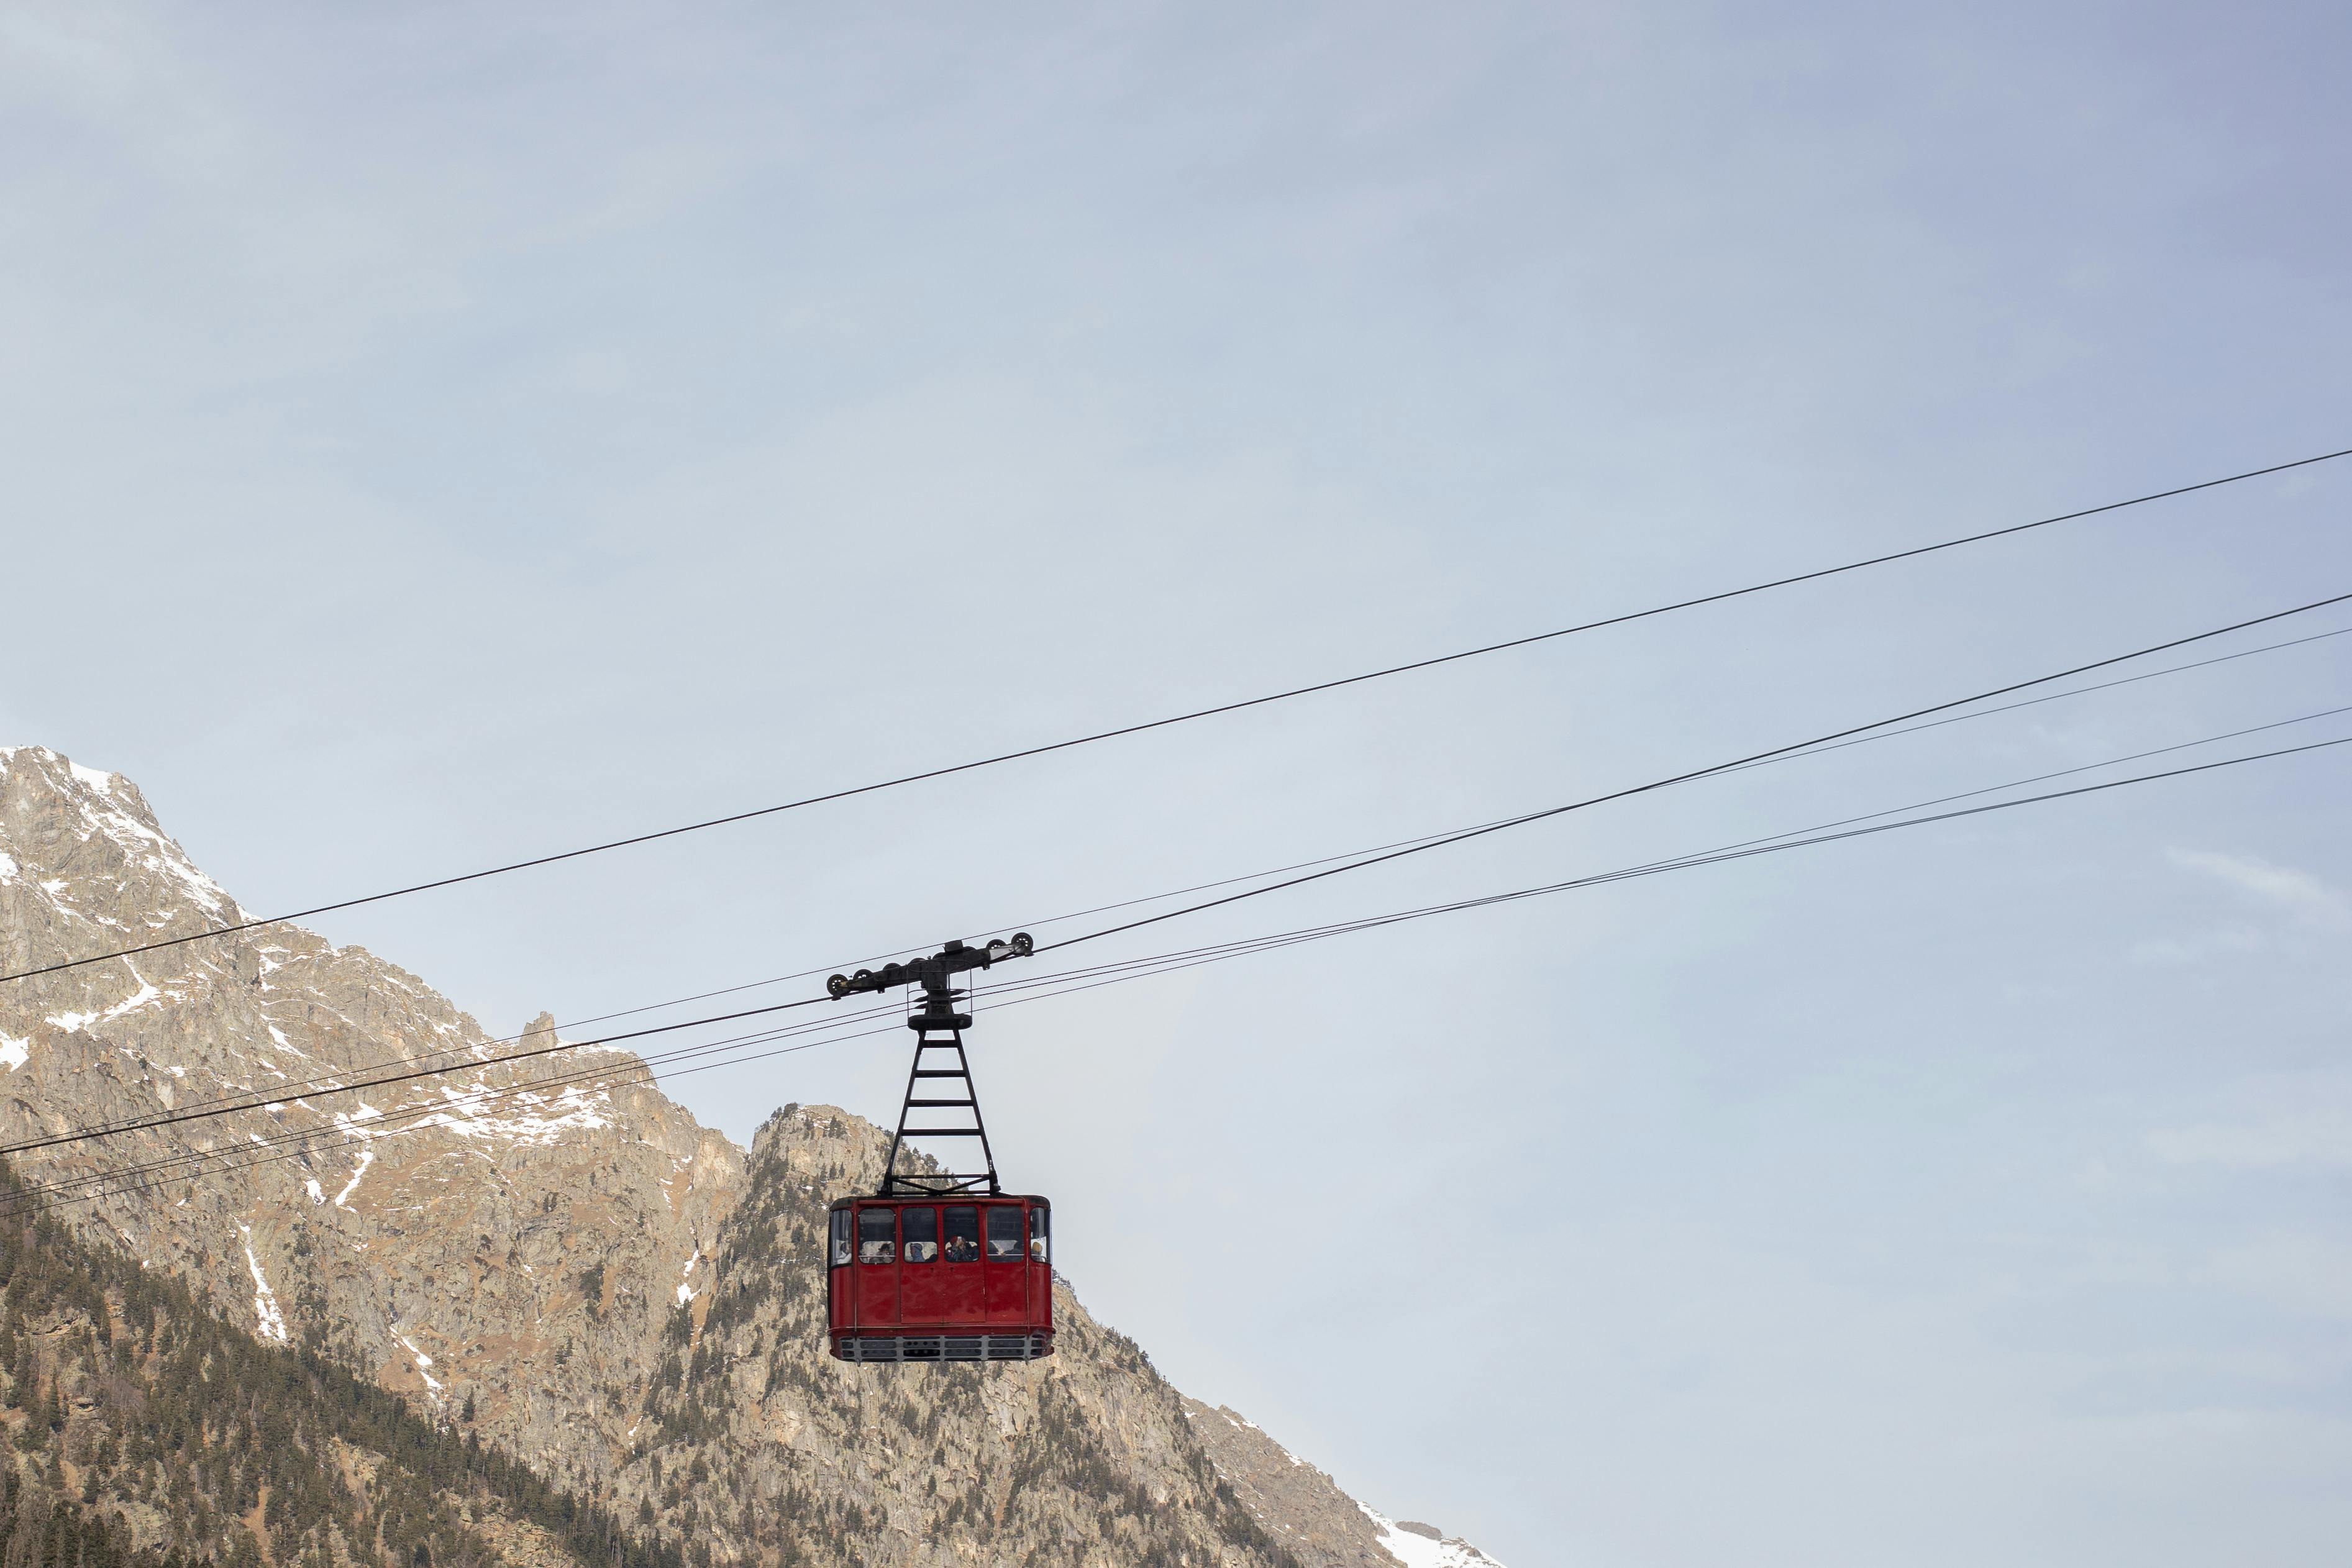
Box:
859 1207 895 1265
903 1206 939 1262
943 1205 980 1262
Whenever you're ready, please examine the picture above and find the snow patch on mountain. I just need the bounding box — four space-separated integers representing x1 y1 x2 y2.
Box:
329 1110 380 1208
1361 1506 1505 1568
406 1078 616 1146
44 969 169 1036
240 1224 288 1343
395 1332 444 1394
0 1034 27 1072
99 972 165 1023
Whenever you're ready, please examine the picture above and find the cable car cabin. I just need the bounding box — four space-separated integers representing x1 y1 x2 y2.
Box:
826 1195 1053 1362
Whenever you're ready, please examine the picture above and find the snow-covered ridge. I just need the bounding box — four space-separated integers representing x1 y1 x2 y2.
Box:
0 746 242 923
1361 1505 1506 1568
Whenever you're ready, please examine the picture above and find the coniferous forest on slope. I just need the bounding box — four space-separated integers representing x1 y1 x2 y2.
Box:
0 1163 672 1568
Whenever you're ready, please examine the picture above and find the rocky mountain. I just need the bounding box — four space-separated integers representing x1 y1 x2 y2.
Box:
0 745 742 1495
0 1162 662 1568
0 745 1507 1568
1180 1404 1502 1568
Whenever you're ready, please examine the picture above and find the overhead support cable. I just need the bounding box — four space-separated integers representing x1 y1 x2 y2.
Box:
40 603 2346 1159
12 724 2345 1220
11 590 2348 1160
5 445 2345 988
989 618 2352 939
0 993 834 1156
1042 588 2352 952
11 683 2346 1182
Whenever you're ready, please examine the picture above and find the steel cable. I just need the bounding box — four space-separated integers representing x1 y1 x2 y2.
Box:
7 447 2343 988
12 721 2344 1217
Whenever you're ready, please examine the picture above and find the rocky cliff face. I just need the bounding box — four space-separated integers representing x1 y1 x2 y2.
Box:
0 745 742 1494
1180 1403 1502 1568
614 1105 1300 1567
0 1170 660 1568
0 746 1506 1568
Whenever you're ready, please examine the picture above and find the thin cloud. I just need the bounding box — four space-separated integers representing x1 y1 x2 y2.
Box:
2200 1233 2352 1320
2166 849 2352 931
2129 927 2266 966
2148 1111 2352 1170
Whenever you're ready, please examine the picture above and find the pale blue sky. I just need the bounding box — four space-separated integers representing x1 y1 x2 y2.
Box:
4 4 2350 1563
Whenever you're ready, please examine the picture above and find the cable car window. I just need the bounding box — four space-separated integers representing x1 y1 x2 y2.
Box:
1028 1205 1050 1264
902 1206 939 1263
985 1206 1024 1260
829 1208 852 1268
942 1206 980 1262
857 1208 896 1265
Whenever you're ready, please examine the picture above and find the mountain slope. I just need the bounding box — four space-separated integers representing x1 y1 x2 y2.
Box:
0 745 1507 1568
0 744 742 1487
619 1104 1301 1567
0 1160 663 1568
1181 1404 1502 1568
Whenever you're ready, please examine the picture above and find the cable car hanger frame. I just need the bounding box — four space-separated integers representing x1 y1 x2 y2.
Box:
826 932 1032 1198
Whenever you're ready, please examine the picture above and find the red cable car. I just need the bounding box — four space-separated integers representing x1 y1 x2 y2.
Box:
823 935 1054 1364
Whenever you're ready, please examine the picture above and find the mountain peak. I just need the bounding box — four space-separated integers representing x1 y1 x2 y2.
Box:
0 752 1504 1567
0 743 239 937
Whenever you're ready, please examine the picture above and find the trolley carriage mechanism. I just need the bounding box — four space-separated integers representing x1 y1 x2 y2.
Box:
821 934 1054 1364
